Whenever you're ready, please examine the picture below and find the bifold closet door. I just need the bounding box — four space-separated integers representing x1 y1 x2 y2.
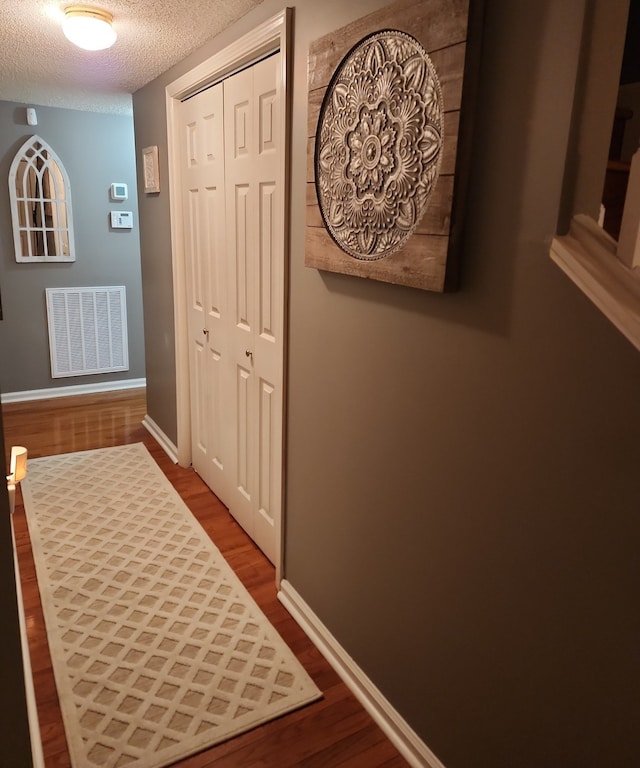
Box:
179 52 282 565
179 82 233 510
224 52 283 566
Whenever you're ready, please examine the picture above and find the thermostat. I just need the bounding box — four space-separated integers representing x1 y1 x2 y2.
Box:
110 211 133 229
110 182 128 201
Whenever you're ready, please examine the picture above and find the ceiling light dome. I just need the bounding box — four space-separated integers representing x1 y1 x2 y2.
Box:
62 5 117 51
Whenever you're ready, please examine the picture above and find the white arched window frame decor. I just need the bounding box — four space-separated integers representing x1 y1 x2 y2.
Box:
8 135 76 263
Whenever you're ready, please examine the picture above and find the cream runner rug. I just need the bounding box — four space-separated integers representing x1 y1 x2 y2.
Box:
21 443 321 768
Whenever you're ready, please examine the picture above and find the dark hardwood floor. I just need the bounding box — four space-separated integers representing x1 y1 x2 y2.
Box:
3 389 408 767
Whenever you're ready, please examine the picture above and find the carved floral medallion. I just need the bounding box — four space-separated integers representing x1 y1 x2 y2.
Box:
315 30 444 261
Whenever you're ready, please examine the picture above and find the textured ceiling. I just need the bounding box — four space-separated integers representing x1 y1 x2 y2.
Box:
0 0 265 114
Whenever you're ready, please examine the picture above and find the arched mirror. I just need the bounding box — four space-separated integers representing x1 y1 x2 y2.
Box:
8 135 75 262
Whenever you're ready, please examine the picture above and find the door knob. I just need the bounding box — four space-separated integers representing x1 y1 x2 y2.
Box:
245 350 253 360
203 328 209 336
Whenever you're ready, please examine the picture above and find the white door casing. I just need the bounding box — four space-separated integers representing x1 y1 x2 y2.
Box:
166 11 290 576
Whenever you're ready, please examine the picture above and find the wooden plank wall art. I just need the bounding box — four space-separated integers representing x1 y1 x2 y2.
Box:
306 0 477 292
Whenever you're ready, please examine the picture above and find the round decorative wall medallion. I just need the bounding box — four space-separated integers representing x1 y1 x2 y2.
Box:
315 30 444 261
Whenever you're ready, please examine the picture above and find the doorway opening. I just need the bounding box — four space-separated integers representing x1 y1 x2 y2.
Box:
165 9 291 581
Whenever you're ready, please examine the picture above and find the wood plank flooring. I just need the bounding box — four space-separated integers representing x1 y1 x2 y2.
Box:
3 390 408 768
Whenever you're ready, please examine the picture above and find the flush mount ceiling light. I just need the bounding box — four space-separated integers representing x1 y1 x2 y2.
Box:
62 5 117 51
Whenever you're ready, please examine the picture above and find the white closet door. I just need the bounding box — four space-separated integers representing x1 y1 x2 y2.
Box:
224 52 282 565
177 52 283 565
179 84 233 508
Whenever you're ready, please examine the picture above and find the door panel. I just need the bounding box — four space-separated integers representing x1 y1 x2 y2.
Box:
223 55 282 564
236 364 252 503
234 184 252 331
178 84 232 508
251 55 282 563
258 378 276 528
259 183 276 341
204 186 223 320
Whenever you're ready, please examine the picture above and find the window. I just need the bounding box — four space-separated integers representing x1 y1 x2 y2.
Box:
8 135 75 263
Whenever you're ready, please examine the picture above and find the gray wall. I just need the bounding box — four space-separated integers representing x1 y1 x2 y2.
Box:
134 1 640 767
133 86 177 443
0 103 145 395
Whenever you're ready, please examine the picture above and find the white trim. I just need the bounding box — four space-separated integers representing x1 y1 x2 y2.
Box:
278 580 446 768
142 414 178 464
550 214 640 351
165 8 291 580
165 85 190 467
1 378 146 404
10 518 45 768
166 10 288 101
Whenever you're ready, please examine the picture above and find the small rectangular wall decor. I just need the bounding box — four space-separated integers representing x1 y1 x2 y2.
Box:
305 0 478 292
142 145 160 193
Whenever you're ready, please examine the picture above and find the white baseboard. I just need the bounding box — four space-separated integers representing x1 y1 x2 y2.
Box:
142 415 178 463
278 579 446 768
1 378 146 404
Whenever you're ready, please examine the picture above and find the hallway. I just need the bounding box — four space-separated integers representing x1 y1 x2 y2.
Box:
4 389 408 767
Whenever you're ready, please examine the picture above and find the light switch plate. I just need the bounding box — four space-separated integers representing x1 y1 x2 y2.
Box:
110 211 133 229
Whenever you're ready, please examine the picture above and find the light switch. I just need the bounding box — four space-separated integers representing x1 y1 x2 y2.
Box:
110 211 133 229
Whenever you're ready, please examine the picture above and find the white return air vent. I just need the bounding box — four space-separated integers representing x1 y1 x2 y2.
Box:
45 286 129 378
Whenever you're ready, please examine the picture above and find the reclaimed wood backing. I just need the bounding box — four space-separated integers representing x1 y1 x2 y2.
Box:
305 0 471 292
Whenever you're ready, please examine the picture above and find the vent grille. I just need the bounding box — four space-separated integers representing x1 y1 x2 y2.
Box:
45 286 129 378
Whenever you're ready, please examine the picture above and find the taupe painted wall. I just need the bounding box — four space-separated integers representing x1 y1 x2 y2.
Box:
0 103 145 395
134 1 640 766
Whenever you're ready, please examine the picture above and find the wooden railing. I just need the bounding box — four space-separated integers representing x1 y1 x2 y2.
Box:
618 148 640 269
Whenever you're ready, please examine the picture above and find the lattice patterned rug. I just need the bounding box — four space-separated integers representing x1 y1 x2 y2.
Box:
21 443 321 768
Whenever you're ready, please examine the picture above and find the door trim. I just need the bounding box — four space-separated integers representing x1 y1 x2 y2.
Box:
165 8 292 582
